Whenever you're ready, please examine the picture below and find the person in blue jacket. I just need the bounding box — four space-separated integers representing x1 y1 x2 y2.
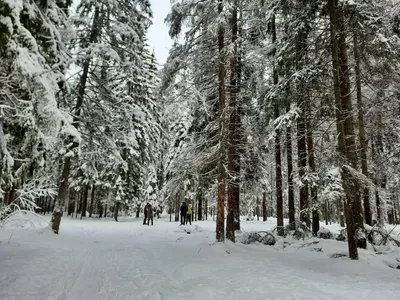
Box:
180 201 188 225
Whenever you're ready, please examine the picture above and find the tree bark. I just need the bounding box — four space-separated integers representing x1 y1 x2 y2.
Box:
353 30 372 226
175 197 179 222
375 188 381 225
52 157 71 232
262 192 267 221
216 0 226 242
89 185 95 217
271 14 284 236
295 10 310 227
80 184 89 219
3 191 10 207
328 0 363 259
197 190 203 221
227 0 239 243
306 101 319 235
114 202 120 222
51 6 101 233
205 198 208 220
286 107 295 230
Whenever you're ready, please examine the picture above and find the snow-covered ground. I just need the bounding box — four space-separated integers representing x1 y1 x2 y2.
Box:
0 213 399 300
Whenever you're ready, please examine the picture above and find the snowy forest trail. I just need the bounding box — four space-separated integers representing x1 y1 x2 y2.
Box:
0 217 399 300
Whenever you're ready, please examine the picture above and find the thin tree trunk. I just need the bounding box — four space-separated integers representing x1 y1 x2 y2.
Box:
216 0 226 242
43 198 47 214
175 197 180 222
198 190 203 221
97 192 102 218
286 107 295 230
353 30 372 226
89 185 95 217
47 197 52 214
227 0 239 242
81 184 89 219
51 7 101 233
295 18 310 227
114 202 120 222
234 1 244 232
262 192 267 221
271 14 284 236
306 102 319 235
9 187 16 205
325 201 329 225
76 191 81 219
375 188 381 225
205 198 208 220
3 191 10 206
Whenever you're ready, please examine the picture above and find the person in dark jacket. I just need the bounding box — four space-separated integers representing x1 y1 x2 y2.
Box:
180 202 188 225
143 202 150 225
147 204 154 226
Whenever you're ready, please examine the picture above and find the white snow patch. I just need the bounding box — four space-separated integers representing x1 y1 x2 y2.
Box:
0 216 399 300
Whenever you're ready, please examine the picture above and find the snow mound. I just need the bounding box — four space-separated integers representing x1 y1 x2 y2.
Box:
317 227 333 239
0 211 49 230
238 231 276 245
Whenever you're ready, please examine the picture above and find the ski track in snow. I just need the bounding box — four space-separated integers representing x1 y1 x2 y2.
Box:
0 217 399 300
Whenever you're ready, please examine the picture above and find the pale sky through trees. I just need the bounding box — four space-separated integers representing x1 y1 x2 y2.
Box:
148 0 173 66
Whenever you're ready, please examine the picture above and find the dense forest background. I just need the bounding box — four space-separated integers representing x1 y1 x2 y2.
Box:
1 0 400 259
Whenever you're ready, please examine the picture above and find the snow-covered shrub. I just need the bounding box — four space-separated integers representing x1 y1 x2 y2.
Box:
336 229 347 241
239 231 276 246
317 227 333 239
240 232 261 244
1 208 48 229
365 225 400 247
259 232 276 245
289 222 315 240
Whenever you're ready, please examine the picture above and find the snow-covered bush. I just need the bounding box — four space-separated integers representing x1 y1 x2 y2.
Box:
317 227 333 239
239 231 276 246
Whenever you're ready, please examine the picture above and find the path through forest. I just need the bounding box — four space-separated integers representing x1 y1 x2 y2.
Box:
0 215 399 300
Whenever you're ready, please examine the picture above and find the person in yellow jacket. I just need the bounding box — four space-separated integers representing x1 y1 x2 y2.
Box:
186 204 192 225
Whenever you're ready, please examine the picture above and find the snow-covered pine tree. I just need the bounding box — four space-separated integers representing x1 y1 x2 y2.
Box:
0 0 73 217
51 0 154 232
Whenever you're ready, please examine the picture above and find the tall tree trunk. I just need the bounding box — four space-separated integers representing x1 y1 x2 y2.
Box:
262 192 267 221
175 197 180 222
80 184 89 219
375 187 382 225
328 0 363 259
3 191 10 207
51 7 101 234
197 190 203 221
306 100 319 235
67 190 73 216
271 14 284 236
234 2 244 232
353 30 372 226
336 3 364 236
227 0 239 242
75 190 80 218
9 187 16 205
286 106 295 230
89 185 95 217
114 202 120 222
216 0 226 242
295 10 310 227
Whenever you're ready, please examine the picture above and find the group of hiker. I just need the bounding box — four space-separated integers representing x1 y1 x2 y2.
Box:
142 201 193 226
143 203 154 225
179 201 193 225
